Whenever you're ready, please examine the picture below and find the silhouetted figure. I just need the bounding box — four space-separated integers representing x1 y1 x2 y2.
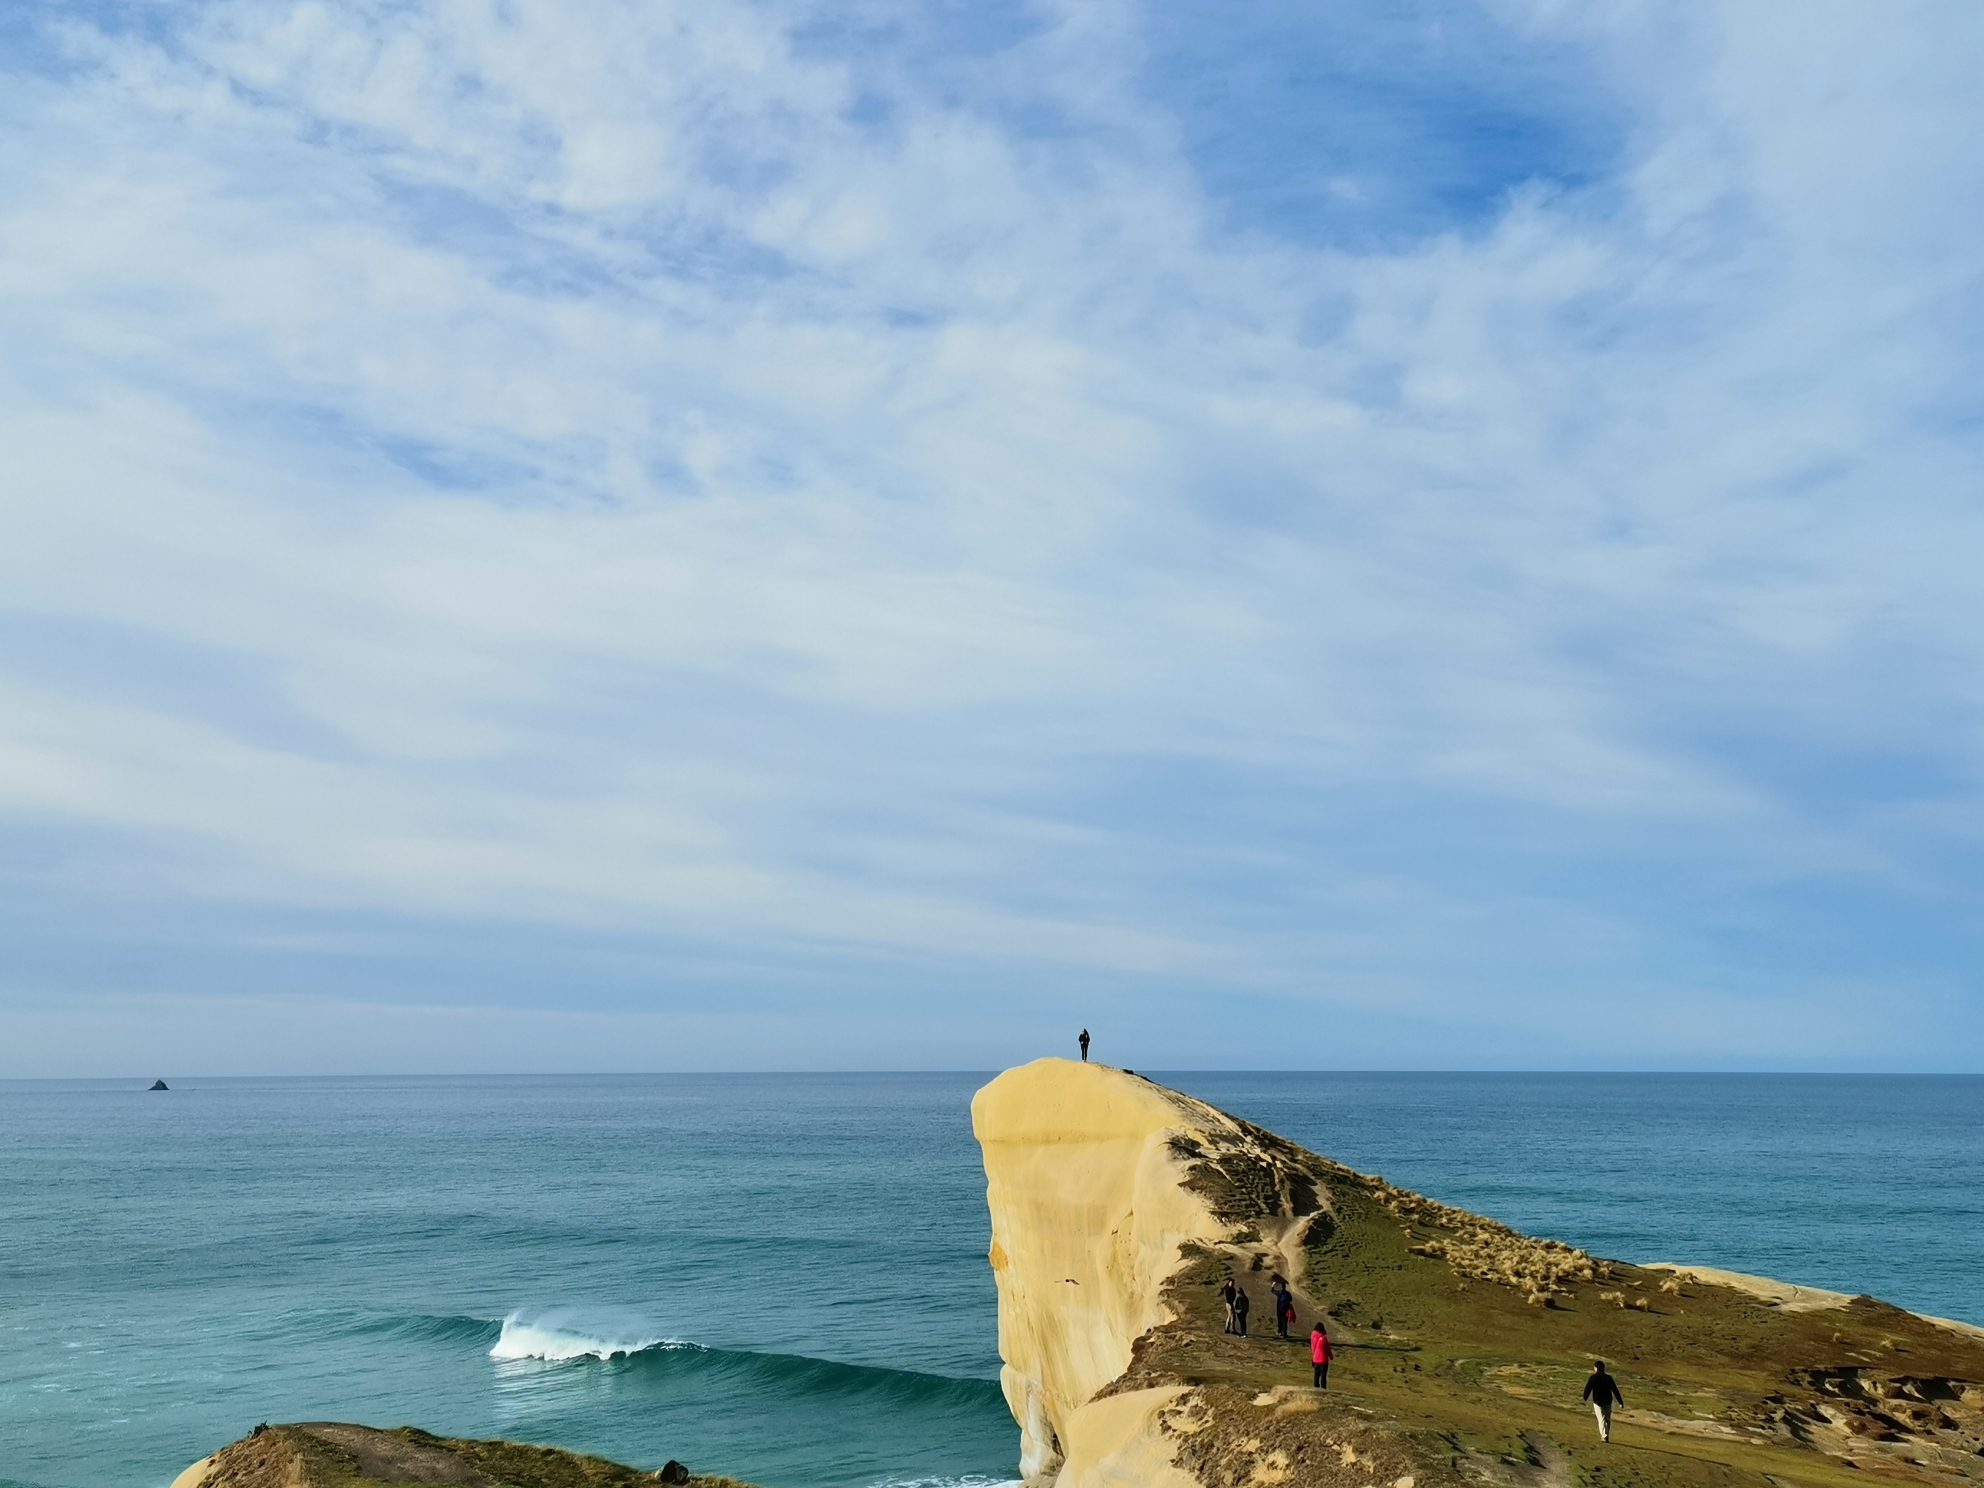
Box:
1078 1029 1090 1061
1232 1286 1250 1337
1221 1278 1238 1333
1583 1361 1624 1442
1310 1322 1332 1388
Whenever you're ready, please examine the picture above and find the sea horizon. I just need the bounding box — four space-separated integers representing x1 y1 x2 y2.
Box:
5 1070 1981 1488
13 1067 1984 1080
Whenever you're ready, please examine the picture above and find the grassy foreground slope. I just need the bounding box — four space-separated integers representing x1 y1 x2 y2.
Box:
1098 1077 1984 1488
171 1422 759 1488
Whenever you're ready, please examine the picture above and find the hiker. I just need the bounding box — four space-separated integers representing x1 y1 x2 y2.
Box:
1078 1029 1090 1061
1270 1278 1292 1337
1232 1286 1251 1337
1310 1322 1332 1388
1583 1361 1624 1442
1221 1279 1238 1333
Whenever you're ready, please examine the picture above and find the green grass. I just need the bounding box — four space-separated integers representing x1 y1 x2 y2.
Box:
1111 1142 1984 1488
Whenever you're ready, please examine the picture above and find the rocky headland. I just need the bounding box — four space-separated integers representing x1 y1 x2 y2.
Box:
973 1059 1984 1488
164 1062 1984 1488
169 1422 754 1488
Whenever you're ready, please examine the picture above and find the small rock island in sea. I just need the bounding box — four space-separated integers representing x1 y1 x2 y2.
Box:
176 1060 1984 1488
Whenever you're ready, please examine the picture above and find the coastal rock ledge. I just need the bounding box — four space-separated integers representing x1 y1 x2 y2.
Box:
171 1422 757 1488
972 1059 1984 1488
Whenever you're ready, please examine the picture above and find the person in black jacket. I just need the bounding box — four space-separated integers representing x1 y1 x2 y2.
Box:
1583 1361 1624 1441
1232 1286 1251 1337
1078 1029 1090 1061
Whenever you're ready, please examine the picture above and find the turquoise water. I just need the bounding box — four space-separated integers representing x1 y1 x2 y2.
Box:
3 1072 1981 1488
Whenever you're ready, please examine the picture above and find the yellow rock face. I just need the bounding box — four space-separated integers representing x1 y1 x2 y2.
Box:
972 1059 1234 1485
975 1060 1984 1488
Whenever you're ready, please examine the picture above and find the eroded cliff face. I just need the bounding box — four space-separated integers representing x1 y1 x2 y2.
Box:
974 1060 1984 1488
973 1060 1213 1483
971 1059 1323 1488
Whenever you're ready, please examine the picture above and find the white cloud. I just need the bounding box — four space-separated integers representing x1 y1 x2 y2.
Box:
4 0 1984 1066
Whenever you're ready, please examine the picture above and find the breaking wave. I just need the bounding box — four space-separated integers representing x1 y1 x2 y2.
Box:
489 1313 683 1361
485 1313 1005 1414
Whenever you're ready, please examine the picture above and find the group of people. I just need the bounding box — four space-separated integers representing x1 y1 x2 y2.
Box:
1217 1271 1625 1433
1083 1037 1625 1443
1220 1274 1333 1387
1219 1274 1303 1338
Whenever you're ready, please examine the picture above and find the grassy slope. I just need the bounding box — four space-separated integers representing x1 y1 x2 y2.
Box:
1109 1117 1984 1488
188 1422 761 1488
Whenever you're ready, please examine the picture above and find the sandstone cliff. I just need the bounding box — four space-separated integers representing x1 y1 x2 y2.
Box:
974 1059 1984 1488
973 1058 1250 1487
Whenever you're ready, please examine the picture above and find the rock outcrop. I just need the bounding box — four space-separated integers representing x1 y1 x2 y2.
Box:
973 1059 1984 1488
973 1059 1252 1487
170 1422 758 1488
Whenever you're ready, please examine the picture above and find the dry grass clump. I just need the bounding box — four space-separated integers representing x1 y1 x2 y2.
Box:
1375 1184 1602 1300
1595 1290 1653 1311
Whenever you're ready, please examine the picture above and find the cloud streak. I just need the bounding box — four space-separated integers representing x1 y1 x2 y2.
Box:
4 0 1984 1070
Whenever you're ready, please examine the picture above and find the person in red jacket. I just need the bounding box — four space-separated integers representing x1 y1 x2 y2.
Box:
1310 1321 1332 1388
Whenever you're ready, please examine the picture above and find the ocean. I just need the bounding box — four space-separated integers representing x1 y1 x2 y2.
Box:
3 1071 1980 1488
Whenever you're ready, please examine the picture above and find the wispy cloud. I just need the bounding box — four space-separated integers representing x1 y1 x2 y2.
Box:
3 0 1983 1071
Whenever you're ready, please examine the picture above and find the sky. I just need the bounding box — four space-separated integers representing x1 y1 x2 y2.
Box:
4 0 1984 1075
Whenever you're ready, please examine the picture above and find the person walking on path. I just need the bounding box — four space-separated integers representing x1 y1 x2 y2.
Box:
1310 1322 1332 1388
1221 1279 1238 1333
1078 1029 1090 1061
1232 1286 1251 1338
1270 1279 1293 1337
1583 1361 1624 1442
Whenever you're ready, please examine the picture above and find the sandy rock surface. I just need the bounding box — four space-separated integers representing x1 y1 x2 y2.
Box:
973 1059 1984 1488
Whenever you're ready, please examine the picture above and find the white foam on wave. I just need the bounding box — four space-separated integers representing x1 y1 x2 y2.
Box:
488 1312 685 1362
868 1478 1021 1488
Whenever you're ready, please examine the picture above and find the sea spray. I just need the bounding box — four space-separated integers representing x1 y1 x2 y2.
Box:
489 1311 680 1362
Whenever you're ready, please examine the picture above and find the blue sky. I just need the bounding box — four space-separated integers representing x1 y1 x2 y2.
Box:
4 0 1984 1074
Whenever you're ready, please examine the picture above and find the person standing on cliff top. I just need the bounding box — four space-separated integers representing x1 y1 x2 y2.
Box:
1310 1321 1332 1388
1232 1285 1251 1337
1583 1361 1624 1442
1221 1278 1238 1333
1078 1029 1090 1061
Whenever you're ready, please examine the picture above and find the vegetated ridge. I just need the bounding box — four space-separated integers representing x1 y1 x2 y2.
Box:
971 1059 1984 1488
169 1421 759 1488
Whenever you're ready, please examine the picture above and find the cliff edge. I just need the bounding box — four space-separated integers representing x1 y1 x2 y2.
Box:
973 1058 1276 1486
974 1059 1984 1488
